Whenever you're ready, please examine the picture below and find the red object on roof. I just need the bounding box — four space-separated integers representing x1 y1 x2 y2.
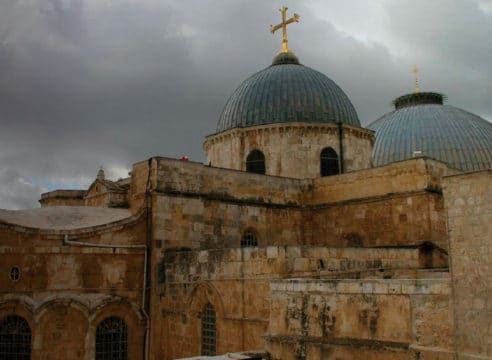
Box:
179 156 189 161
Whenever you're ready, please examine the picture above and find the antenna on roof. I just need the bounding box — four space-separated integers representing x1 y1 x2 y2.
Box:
412 65 420 93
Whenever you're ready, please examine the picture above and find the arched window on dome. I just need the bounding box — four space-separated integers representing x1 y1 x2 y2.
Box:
0 315 31 359
201 303 216 356
241 228 258 247
246 150 265 175
320 147 339 177
95 316 128 360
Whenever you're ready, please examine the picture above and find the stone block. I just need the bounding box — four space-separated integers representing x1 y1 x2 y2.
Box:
336 281 362 293
286 246 301 258
223 262 241 275
402 283 417 294
198 251 208 263
327 259 338 271
362 282 375 294
242 247 252 261
374 282 389 294
293 258 310 272
388 283 402 294
266 246 278 259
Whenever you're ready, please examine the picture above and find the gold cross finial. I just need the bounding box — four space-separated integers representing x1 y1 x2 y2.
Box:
412 65 420 93
270 6 300 53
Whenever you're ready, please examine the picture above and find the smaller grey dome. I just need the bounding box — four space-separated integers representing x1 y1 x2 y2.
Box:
368 92 492 172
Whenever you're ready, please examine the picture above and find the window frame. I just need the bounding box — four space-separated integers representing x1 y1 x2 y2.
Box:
9 266 21 282
240 228 258 247
320 147 340 177
201 303 216 356
246 150 266 175
95 316 128 360
0 315 32 359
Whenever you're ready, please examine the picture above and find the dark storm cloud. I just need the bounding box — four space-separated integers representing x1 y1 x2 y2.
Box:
383 0 492 117
0 0 491 209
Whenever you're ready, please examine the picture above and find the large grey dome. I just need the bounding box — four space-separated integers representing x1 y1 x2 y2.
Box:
216 53 360 133
368 92 492 172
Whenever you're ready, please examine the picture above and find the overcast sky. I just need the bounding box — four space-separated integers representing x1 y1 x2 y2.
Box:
1 0 491 209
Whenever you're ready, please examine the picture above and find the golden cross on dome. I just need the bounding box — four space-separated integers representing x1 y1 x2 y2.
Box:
270 6 300 53
412 65 420 93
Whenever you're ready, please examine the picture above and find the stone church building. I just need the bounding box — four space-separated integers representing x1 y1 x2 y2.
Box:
1 8 492 360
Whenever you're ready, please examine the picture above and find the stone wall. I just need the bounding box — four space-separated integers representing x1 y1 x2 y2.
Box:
154 157 307 205
266 277 454 360
307 158 450 249
84 191 128 208
150 158 449 250
342 126 375 172
151 157 307 251
40 186 129 209
443 170 492 359
39 190 86 207
152 195 304 250
16 156 460 360
152 245 448 359
310 157 451 205
0 214 147 360
204 123 374 179
130 158 154 213
309 192 446 248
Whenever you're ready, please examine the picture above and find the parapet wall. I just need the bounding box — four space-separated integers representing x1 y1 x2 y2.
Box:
152 156 451 207
39 190 86 207
154 157 307 206
310 157 451 205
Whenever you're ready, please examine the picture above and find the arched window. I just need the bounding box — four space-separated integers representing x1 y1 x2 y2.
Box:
320 147 339 177
0 315 31 359
246 150 265 174
241 229 258 247
96 317 128 360
201 303 216 356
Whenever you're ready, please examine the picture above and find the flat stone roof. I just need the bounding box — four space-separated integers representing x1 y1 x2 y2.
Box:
0 206 131 230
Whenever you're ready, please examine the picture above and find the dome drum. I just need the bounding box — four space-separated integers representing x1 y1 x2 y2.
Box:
393 92 445 109
204 122 374 179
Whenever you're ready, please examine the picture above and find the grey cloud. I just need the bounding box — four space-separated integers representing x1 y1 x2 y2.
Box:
384 0 492 116
0 169 45 210
0 0 490 209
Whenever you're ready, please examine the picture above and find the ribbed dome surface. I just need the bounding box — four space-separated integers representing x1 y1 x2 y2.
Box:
216 60 360 133
368 94 492 171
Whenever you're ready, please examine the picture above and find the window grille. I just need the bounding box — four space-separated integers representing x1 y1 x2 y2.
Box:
0 315 31 360
246 150 266 174
320 147 339 177
96 317 128 360
241 229 258 247
201 303 216 356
